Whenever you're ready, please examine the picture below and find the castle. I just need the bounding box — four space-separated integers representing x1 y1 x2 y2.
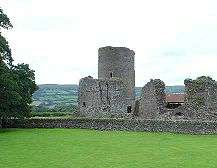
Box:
78 46 217 121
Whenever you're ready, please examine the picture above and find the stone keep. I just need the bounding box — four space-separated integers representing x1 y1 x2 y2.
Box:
78 46 135 118
98 46 135 102
138 79 166 119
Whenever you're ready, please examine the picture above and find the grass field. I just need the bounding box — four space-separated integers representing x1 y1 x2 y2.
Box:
1 129 217 168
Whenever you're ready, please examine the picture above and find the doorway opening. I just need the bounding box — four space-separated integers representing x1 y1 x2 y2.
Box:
127 106 132 113
82 102 86 107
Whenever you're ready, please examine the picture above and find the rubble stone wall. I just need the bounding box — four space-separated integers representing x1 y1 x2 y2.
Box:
4 118 217 134
138 79 166 119
184 76 217 110
162 76 217 121
78 76 132 118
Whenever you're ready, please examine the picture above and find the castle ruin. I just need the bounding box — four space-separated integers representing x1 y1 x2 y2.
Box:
78 46 217 121
78 46 135 118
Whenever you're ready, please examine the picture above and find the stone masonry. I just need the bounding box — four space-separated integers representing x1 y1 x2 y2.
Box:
184 76 217 111
78 46 135 118
78 76 132 118
78 46 217 123
98 46 135 103
162 76 217 121
138 79 166 119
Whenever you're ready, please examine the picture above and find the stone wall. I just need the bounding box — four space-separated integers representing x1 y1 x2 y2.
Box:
98 46 135 102
138 79 166 119
184 76 217 111
3 118 217 134
78 76 132 118
161 76 217 121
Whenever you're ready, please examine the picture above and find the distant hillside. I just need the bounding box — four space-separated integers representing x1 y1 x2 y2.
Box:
32 84 78 107
33 84 185 108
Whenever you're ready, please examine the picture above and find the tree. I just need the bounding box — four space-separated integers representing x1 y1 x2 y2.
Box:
10 64 38 118
0 8 13 65
0 8 37 126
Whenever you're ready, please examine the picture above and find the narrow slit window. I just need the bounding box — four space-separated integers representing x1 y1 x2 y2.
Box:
127 106 132 113
110 72 113 78
82 102 86 107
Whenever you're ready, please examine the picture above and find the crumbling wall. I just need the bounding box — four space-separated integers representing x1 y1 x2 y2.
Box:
133 99 140 117
165 76 217 121
138 79 166 119
184 76 217 111
78 76 132 118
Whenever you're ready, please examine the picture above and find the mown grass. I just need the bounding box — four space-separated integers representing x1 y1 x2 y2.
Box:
0 129 217 168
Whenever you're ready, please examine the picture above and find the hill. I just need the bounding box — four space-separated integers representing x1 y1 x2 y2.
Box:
32 84 78 107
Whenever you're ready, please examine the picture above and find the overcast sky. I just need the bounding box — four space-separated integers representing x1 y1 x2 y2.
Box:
2 0 217 86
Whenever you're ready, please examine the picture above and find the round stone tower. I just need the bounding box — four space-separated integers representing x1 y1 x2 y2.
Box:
98 46 135 101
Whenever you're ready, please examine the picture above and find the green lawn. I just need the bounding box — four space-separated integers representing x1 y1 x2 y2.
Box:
1 129 217 168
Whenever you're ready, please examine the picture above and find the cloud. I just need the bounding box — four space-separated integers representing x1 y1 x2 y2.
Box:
1 0 217 86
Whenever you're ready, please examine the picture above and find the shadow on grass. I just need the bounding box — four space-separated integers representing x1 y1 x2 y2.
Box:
0 128 22 134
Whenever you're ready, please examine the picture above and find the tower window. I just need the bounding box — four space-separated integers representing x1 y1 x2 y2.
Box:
110 72 113 78
127 106 132 113
82 102 86 107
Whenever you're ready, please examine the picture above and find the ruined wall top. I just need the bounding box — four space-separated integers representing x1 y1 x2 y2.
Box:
142 79 165 91
98 46 135 57
140 79 166 106
138 79 166 119
184 76 217 110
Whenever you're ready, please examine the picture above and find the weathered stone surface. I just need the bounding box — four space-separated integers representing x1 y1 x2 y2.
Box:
165 76 217 121
78 76 132 118
4 118 217 134
184 76 217 111
98 46 135 102
78 46 217 125
78 46 135 118
133 99 140 117
138 79 166 119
